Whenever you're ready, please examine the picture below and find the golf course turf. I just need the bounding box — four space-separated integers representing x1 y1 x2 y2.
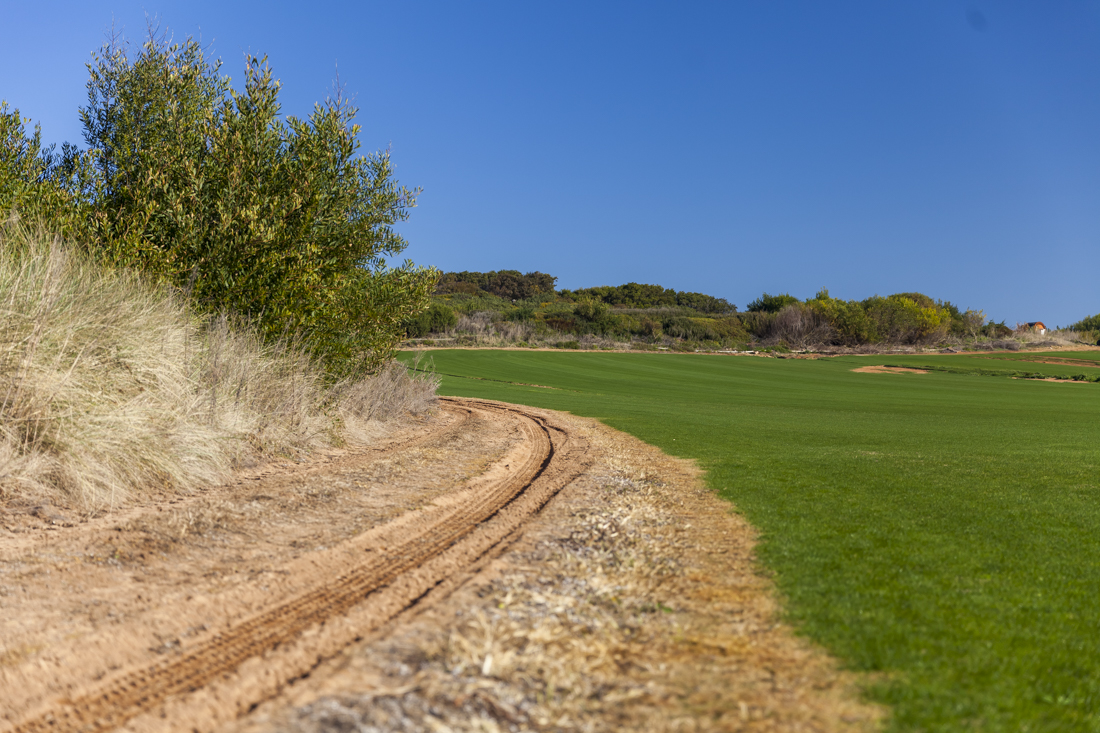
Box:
403 349 1100 732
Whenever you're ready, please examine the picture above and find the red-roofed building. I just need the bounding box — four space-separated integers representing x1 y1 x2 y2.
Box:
1018 321 1048 335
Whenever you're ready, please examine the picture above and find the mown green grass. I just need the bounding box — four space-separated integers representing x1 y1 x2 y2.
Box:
882 351 1100 383
403 349 1100 732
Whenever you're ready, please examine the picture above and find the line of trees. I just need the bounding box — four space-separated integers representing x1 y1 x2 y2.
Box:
743 290 1005 348
436 272 735 314
1070 313 1100 331
437 270 557 300
421 274 1046 349
1 28 436 377
560 283 735 314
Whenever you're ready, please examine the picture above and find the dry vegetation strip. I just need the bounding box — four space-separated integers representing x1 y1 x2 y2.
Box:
1 400 879 733
4 399 593 733
0 226 438 513
231 409 882 733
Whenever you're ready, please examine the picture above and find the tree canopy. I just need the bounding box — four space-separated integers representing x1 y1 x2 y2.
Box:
1 30 436 376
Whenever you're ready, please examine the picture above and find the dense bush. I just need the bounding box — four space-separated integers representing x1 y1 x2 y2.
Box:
746 292 800 313
982 320 1014 338
404 302 457 338
0 104 90 238
437 270 557 300
662 316 718 341
1070 313 1100 332
861 294 950 344
2 31 436 377
805 291 875 345
505 305 537 322
562 282 735 314
574 300 612 324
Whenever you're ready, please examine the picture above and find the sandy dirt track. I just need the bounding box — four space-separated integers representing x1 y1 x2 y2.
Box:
1 399 880 732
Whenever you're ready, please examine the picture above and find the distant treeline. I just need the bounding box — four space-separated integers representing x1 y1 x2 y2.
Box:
742 290 1005 348
560 283 735 314
1071 313 1100 332
437 270 558 300
420 271 1093 349
436 271 734 314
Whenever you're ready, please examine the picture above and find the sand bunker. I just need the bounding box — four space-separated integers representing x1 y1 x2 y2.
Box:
852 365 928 374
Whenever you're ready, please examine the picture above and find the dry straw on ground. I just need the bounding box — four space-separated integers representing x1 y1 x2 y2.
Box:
0 222 437 512
247 413 882 733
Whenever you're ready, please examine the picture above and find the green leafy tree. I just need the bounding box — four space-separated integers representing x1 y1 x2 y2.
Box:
404 302 457 338
436 270 557 300
71 32 436 375
746 292 800 313
0 103 92 236
1070 313 1100 332
807 289 877 344
861 294 949 344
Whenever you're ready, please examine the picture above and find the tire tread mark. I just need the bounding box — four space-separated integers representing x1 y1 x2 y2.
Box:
7 399 584 733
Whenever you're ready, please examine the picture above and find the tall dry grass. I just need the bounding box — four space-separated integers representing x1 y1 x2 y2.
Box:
0 222 437 512
1013 327 1095 348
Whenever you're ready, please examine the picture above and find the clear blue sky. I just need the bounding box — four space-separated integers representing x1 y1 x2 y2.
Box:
3 2 1098 325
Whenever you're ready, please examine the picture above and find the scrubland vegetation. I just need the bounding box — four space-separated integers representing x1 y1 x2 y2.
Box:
2 29 436 377
417 349 1100 732
1 28 438 510
410 271 1099 353
1069 312 1100 345
0 223 437 510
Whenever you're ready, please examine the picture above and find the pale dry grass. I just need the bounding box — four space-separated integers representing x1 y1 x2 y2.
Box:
0 223 437 512
271 422 881 732
1013 328 1094 348
430 312 642 351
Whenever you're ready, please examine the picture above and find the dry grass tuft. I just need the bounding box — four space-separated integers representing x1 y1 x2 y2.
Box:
0 222 437 512
333 356 439 443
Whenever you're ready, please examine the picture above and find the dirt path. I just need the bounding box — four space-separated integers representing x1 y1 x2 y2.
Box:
0 400 880 732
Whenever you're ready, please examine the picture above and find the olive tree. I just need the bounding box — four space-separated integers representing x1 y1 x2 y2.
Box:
75 31 436 375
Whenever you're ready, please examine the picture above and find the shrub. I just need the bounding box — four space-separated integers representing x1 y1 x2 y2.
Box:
560 283 734 314
506 305 536 322
982 321 1014 339
740 310 774 339
4 30 436 377
574 300 611 323
640 318 662 338
709 316 751 342
436 270 557 300
861 294 949 344
1070 313 1100 332
556 340 581 350
404 302 457 337
564 283 677 309
746 292 800 313
662 316 718 341
0 104 91 239
675 291 736 314
767 304 834 349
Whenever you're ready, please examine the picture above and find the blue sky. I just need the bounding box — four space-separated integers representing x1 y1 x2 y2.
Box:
3 2 1098 325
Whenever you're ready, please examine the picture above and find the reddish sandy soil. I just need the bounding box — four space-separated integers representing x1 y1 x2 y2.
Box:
1 400 880 733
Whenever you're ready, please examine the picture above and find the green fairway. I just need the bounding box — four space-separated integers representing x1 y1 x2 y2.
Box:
403 349 1100 732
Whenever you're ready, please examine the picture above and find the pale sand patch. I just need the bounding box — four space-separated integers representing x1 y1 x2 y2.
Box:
1012 377 1094 384
851 365 928 374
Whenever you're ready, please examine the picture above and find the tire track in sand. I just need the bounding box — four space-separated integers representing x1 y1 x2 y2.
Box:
6 398 590 733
